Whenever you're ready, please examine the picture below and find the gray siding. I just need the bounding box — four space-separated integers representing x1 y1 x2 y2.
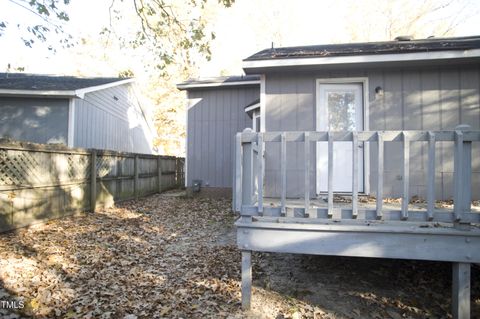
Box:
73 84 155 154
0 97 69 144
264 63 480 199
186 86 259 188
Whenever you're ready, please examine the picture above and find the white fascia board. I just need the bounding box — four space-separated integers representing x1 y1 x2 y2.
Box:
242 49 480 70
74 78 135 98
177 80 260 90
244 102 260 113
0 78 135 98
0 89 77 97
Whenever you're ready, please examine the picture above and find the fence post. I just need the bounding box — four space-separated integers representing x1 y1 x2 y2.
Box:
454 124 471 221
157 156 162 193
134 155 139 199
176 157 181 187
90 150 97 213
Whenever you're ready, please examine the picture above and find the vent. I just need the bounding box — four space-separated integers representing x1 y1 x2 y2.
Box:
394 35 414 41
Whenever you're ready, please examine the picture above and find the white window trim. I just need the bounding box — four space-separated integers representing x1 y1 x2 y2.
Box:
252 110 260 132
315 77 370 195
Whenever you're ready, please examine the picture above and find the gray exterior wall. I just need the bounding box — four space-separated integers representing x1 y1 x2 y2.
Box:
0 97 69 144
73 84 155 154
264 63 480 199
186 86 259 189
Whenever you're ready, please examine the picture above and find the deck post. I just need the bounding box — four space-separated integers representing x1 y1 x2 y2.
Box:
241 250 252 310
242 129 254 207
452 262 470 319
454 124 472 221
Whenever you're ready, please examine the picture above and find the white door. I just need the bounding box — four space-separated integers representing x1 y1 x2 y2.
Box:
316 83 364 193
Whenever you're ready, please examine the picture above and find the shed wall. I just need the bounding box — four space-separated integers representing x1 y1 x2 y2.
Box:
186 86 259 190
73 84 155 154
264 63 480 199
0 97 69 144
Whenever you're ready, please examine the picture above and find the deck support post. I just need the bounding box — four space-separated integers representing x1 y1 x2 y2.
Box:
241 250 252 310
452 262 470 319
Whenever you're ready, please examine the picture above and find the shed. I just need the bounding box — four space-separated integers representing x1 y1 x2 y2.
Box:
0 73 157 154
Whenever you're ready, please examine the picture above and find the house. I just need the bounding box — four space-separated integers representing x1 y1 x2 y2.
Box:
181 35 480 317
177 75 260 197
180 36 480 200
0 73 157 154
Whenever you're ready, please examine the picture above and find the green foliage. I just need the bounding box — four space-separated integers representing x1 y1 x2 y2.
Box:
1 0 73 50
106 0 235 74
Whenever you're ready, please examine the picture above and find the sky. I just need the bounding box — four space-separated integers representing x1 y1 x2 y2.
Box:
0 0 479 78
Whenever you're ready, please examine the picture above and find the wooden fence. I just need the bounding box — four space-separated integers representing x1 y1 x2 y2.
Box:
0 139 184 232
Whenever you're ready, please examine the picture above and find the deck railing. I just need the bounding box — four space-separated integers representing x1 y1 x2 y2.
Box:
233 125 480 224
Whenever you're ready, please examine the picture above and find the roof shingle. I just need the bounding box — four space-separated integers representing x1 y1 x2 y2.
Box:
244 36 480 61
0 73 129 91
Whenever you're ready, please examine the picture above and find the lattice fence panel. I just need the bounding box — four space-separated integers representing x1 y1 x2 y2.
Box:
96 155 119 178
0 149 90 187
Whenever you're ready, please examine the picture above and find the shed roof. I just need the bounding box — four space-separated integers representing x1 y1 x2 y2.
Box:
244 36 480 61
0 73 134 98
177 75 260 90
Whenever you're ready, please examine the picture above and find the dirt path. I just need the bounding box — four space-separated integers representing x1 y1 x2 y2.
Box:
0 194 478 318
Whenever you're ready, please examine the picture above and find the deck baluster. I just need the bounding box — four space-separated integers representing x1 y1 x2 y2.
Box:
402 132 410 220
427 132 436 220
352 131 358 218
328 132 333 216
376 132 384 219
304 132 310 216
257 133 264 213
281 133 287 216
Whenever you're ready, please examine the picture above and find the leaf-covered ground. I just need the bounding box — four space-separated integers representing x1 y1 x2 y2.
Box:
0 192 479 318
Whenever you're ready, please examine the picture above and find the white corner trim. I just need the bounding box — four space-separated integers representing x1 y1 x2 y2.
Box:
243 48 480 70
260 75 266 132
67 98 75 147
74 78 135 98
0 89 77 97
185 92 189 187
177 80 260 90
244 102 260 113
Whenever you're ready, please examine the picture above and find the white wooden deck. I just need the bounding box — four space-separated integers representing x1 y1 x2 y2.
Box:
234 126 480 318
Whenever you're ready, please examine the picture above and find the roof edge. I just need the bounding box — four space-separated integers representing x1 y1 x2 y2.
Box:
177 80 260 90
74 78 134 98
0 77 134 98
0 89 77 98
242 48 480 71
